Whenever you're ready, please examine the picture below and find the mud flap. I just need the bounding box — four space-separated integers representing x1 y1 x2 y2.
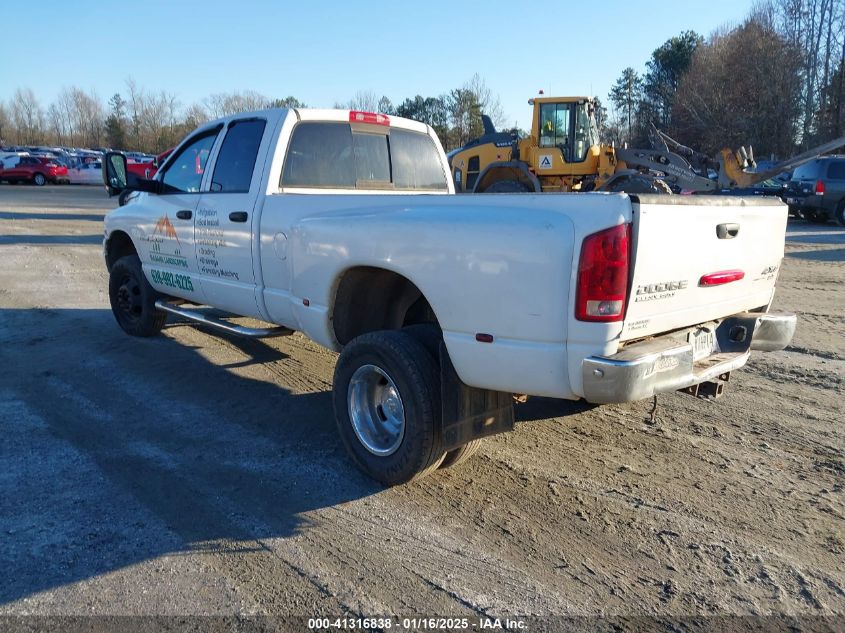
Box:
439 341 515 451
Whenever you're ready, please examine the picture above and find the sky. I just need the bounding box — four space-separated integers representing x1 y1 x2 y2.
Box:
1 0 758 130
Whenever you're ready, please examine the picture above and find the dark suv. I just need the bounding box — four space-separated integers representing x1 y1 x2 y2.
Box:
785 155 845 225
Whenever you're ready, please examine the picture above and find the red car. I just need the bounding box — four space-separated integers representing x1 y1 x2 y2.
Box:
126 148 174 181
0 156 69 185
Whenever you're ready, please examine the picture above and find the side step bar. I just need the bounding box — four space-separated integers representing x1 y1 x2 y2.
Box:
155 300 293 338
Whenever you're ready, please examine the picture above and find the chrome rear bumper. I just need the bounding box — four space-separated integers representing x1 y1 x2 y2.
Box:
582 312 796 404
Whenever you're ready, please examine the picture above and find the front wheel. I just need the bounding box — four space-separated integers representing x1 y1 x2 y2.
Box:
108 254 167 337
33 173 47 186
333 330 446 485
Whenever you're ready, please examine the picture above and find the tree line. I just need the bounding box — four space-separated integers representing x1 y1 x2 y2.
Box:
0 82 309 154
0 74 508 154
607 0 844 159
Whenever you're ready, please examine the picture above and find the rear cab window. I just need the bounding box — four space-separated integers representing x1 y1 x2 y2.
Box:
792 162 821 181
281 121 448 192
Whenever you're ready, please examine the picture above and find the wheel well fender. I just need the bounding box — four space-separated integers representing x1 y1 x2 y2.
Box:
473 161 541 193
331 267 515 450
331 266 439 346
104 230 138 272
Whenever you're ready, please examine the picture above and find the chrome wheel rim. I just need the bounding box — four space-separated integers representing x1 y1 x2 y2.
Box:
348 364 405 456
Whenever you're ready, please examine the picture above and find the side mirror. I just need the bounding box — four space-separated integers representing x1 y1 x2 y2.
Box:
103 151 128 196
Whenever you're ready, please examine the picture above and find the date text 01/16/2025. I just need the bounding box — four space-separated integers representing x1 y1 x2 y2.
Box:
306 616 527 630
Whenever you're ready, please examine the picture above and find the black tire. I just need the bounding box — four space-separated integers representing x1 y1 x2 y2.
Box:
439 439 483 470
400 323 484 471
333 330 446 486
807 210 830 224
482 180 531 193
401 323 442 360
606 174 673 194
834 201 845 227
32 173 46 186
108 254 167 337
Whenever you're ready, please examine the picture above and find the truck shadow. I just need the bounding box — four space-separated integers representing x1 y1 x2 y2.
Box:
164 312 291 368
0 307 378 606
515 396 596 422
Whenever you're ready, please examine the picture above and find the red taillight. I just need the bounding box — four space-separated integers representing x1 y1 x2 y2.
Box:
349 111 390 126
815 179 825 195
699 270 745 286
575 223 631 322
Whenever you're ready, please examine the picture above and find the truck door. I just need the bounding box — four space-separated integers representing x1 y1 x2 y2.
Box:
194 117 268 317
141 127 220 303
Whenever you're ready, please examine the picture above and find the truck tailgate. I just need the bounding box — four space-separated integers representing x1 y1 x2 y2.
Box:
622 195 788 341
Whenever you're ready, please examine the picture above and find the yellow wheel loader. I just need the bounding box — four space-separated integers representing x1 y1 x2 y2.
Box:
449 95 845 195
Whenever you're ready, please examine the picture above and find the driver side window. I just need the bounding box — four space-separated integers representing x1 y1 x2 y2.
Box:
160 129 220 193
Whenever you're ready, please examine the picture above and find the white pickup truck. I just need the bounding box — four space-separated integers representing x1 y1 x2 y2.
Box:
102 108 796 485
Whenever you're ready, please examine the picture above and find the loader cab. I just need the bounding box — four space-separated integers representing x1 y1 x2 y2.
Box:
532 97 598 165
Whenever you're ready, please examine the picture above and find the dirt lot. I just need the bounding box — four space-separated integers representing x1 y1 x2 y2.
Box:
0 186 843 628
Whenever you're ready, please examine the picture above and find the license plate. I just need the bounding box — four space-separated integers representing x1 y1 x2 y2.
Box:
689 328 717 361
786 197 798 204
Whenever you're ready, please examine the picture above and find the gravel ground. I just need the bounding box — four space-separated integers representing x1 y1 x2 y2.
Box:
0 186 842 630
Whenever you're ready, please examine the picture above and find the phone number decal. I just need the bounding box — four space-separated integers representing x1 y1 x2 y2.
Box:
151 269 194 292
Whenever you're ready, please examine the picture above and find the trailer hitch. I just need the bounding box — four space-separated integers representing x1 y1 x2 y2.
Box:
680 372 731 400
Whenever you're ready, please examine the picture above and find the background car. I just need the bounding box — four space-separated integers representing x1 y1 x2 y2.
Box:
713 177 789 200
0 155 69 185
785 155 845 225
126 148 174 180
0 151 29 168
66 160 102 185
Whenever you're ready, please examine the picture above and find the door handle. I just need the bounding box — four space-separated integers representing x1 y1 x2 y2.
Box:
229 211 248 223
175 210 192 220
716 223 740 239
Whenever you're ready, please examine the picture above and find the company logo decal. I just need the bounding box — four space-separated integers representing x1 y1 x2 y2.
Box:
153 215 181 247
146 214 188 269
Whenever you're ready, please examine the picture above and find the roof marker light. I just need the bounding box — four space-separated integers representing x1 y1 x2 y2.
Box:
349 111 390 126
